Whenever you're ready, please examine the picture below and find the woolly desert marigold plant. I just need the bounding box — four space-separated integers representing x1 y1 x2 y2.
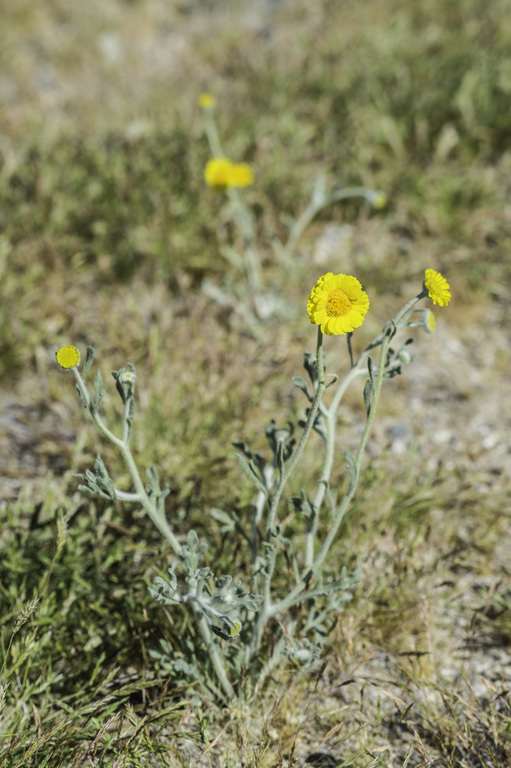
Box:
424 268 451 307
307 272 370 335
56 345 80 369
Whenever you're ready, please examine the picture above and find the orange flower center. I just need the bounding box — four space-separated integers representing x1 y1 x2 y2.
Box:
325 289 352 317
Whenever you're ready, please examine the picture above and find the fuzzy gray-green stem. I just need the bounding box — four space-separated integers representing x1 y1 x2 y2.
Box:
203 108 261 292
73 369 182 554
122 394 132 445
72 367 235 700
303 293 422 566
191 605 235 700
271 295 423 618
203 110 223 158
247 328 325 665
303 362 366 567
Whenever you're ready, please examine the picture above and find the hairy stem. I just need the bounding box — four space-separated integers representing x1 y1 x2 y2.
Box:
247 328 325 665
72 367 235 700
271 294 423 617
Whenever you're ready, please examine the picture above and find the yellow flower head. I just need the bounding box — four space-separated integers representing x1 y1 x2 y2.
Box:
424 268 451 307
204 158 254 189
307 273 370 336
56 345 80 369
228 162 254 188
205 158 234 188
198 93 215 109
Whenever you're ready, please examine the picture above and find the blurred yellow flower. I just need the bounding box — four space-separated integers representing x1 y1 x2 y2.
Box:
198 93 215 109
228 162 253 188
424 268 451 306
307 273 370 335
205 158 233 188
204 158 254 189
56 345 80 369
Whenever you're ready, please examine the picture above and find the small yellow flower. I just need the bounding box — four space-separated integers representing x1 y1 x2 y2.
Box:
198 93 215 109
204 158 254 189
228 163 254 188
307 273 370 335
56 345 81 369
119 371 137 385
205 158 234 188
424 269 451 307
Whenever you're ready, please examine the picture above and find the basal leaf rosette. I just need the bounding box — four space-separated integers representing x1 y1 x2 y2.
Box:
307 273 370 336
423 269 451 307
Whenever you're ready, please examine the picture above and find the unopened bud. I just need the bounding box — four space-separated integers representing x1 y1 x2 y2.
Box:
119 371 137 385
422 309 436 334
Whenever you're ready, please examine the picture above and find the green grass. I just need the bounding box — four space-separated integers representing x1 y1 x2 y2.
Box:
1 0 511 765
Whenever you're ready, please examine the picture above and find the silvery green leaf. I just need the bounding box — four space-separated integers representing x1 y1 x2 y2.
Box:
82 346 95 380
266 420 295 466
321 480 335 517
145 465 161 497
244 594 264 611
303 351 318 385
292 376 312 401
148 576 181 605
75 383 89 409
234 452 268 497
383 320 397 342
232 440 252 458
187 530 199 551
210 507 236 532
367 355 374 383
147 465 159 484
289 489 316 527
344 449 357 494
275 441 285 473
215 574 232 592
312 412 328 443
166 563 178 591
92 371 105 415
77 483 94 496
112 368 127 403
363 378 374 416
